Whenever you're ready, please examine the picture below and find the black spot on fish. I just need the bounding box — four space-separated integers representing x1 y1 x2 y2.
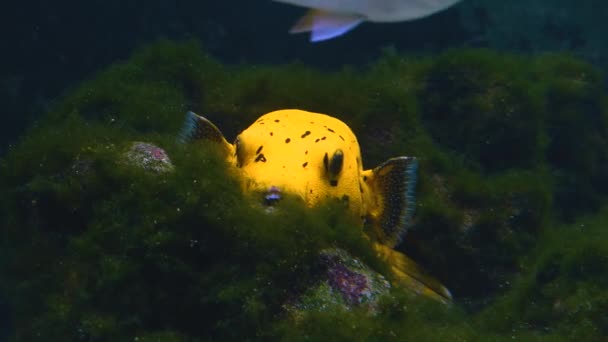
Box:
285 138 291 143
330 180 338 187
321 136 326 140
315 138 320 143
323 152 329 172
305 150 308 155
274 119 280 123
301 131 311 138
255 154 267 162
310 121 315 124
327 128 335 133
256 145 263 154
302 162 308 168
259 122 264 125
339 135 345 141
270 132 273 136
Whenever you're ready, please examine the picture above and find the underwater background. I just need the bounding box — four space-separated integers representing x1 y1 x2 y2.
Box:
2 0 608 340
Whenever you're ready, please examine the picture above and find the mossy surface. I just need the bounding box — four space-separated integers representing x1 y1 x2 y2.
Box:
1 40 607 340
479 207 608 339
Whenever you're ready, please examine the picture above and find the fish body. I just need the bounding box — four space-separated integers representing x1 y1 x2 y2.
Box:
272 0 463 42
180 109 451 302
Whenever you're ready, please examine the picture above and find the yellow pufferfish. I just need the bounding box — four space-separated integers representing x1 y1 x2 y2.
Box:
179 109 452 303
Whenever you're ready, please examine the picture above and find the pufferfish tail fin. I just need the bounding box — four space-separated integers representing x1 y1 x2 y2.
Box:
364 156 418 247
178 111 233 155
373 242 452 303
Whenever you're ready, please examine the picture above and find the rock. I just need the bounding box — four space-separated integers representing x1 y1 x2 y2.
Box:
123 142 173 173
287 248 391 316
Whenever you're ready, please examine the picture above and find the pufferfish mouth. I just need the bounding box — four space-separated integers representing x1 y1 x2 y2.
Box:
264 186 282 206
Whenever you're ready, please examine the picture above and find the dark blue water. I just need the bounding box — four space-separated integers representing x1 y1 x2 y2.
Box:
4 1 607 156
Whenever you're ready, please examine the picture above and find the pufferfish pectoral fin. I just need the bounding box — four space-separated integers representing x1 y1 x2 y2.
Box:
178 111 233 156
365 156 418 248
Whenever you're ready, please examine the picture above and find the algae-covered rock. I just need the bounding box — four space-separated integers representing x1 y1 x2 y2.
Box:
123 141 174 173
1 40 608 340
287 248 391 316
478 207 608 340
419 50 543 172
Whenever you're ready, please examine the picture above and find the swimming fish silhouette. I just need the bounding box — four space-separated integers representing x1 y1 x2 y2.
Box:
272 0 463 42
179 109 452 302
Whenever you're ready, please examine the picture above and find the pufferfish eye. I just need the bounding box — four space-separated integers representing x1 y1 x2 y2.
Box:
324 149 344 186
329 149 344 176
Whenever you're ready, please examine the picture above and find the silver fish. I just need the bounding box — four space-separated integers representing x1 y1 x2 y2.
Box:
272 0 463 42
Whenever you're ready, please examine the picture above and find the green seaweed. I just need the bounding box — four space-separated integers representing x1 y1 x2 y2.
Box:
418 49 546 173
478 207 608 340
2 40 608 340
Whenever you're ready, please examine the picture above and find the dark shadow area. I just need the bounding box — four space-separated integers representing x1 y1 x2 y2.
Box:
0 0 469 155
